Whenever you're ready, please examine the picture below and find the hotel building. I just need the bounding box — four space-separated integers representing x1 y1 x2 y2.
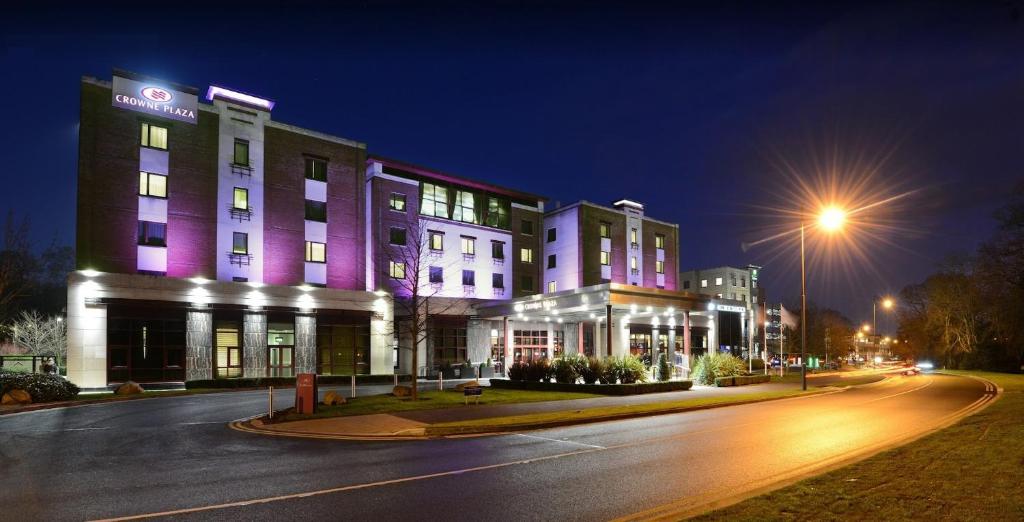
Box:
67 70 753 388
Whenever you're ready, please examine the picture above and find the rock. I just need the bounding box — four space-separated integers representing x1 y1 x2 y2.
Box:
1 389 32 405
392 385 412 397
114 381 144 395
454 380 480 392
323 390 346 406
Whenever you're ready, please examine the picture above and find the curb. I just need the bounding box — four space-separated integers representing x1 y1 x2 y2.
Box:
614 373 1002 521
230 387 844 442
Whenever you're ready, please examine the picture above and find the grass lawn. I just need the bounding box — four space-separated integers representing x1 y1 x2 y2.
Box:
694 371 1024 521
277 388 602 422
424 388 821 436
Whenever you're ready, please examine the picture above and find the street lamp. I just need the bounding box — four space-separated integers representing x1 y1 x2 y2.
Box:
799 205 846 390
873 296 895 356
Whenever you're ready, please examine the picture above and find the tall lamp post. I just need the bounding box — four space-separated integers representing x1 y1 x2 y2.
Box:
874 297 894 357
800 206 846 390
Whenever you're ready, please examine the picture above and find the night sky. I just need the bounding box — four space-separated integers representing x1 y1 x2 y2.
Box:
2 2 1022 329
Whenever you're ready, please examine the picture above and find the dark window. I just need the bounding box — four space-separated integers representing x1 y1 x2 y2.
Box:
462 269 475 286
389 193 406 212
305 200 327 222
683 280 691 290
429 266 444 284
233 139 249 166
521 219 534 235
389 227 407 246
547 254 556 269
547 228 557 243
305 157 327 182
137 221 166 247
492 273 504 288
521 274 533 292
432 324 467 364
232 232 248 254
491 241 505 259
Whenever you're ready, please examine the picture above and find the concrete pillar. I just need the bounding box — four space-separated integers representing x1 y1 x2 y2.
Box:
243 311 268 378
683 310 692 366
708 311 719 354
66 276 108 389
503 317 513 371
185 308 213 381
294 314 316 374
370 294 395 374
578 322 585 355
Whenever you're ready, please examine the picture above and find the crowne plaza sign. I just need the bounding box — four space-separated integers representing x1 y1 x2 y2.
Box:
111 74 198 124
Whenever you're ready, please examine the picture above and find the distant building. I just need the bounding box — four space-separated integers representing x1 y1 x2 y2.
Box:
678 265 765 359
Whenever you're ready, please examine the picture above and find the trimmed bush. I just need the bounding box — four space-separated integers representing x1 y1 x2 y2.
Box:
552 354 587 384
0 370 80 402
603 355 647 384
490 378 693 395
508 362 528 381
750 359 766 371
657 353 672 382
691 352 746 386
715 374 771 387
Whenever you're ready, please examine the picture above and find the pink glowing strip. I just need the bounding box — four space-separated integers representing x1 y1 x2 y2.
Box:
205 85 275 110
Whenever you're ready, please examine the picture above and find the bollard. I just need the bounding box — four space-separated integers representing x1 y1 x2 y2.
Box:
351 375 356 399
439 373 443 391
269 386 274 420
394 373 398 386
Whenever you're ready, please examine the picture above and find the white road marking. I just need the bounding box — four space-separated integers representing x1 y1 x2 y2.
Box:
515 433 606 449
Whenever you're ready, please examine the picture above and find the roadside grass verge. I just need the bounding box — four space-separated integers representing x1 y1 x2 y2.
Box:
693 371 1023 521
424 388 821 436
276 388 602 422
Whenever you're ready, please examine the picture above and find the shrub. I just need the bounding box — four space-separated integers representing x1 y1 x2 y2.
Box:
657 353 672 382
552 354 588 384
508 362 528 381
0 370 80 402
525 358 551 382
581 357 604 384
691 352 746 386
603 355 647 384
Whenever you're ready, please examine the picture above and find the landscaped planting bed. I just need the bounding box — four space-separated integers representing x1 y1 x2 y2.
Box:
490 378 693 395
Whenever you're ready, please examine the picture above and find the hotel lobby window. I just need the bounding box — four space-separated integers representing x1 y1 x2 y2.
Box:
140 122 167 150
267 322 295 378
513 330 548 363
215 320 242 379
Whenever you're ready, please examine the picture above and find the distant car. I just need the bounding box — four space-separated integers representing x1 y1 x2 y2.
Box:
901 366 921 376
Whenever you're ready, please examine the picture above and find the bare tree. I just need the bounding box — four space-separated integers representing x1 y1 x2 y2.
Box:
11 310 67 365
0 213 34 336
379 215 473 400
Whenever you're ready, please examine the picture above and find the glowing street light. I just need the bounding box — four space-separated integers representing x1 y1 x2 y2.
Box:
796 205 848 390
818 206 846 232
862 324 871 332
882 298 894 309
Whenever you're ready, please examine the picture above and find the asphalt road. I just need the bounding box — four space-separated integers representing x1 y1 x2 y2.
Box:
0 373 991 521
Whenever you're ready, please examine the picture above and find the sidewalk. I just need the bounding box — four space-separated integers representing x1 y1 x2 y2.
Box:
233 380 827 440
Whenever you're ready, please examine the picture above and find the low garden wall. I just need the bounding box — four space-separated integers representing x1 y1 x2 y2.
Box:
714 374 771 387
185 374 413 389
490 378 693 395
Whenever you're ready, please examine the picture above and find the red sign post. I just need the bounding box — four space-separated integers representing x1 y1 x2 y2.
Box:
295 373 318 414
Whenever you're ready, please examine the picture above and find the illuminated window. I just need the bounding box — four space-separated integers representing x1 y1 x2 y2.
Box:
547 228 557 243
420 183 449 218
599 222 611 238
600 251 610 266
520 248 533 263
547 281 557 293
656 260 664 274
701 279 708 288
630 228 638 246
461 236 476 256
138 172 167 198
453 190 478 224
137 221 166 247
304 157 327 182
485 197 510 229
305 200 326 222
233 139 249 166
491 241 505 259
462 269 475 286
389 193 406 212
140 123 167 150
631 256 638 270
715 277 723 286
389 261 406 279
655 234 665 249
521 219 534 235
232 232 248 254
429 230 444 251
547 254 556 269
305 241 326 263
389 227 407 246
233 187 248 210
429 266 443 284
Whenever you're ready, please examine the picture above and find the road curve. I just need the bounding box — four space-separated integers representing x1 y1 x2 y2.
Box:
0 373 994 521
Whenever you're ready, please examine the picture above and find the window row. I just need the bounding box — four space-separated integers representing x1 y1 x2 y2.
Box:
418 183 511 230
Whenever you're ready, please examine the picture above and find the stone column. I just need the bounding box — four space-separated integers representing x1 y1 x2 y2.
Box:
708 311 719 355
243 311 268 378
186 308 213 381
295 314 317 374
563 322 579 356
683 310 692 367
503 317 513 373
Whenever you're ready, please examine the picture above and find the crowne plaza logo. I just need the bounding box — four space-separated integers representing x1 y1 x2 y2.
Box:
141 86 173 103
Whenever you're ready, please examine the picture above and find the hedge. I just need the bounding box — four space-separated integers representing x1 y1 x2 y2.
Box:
0 370 80 402
185 374 412 389
490 378 693 395
715 374 771 387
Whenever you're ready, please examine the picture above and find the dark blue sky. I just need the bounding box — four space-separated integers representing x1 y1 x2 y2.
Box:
2 2 1021 328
